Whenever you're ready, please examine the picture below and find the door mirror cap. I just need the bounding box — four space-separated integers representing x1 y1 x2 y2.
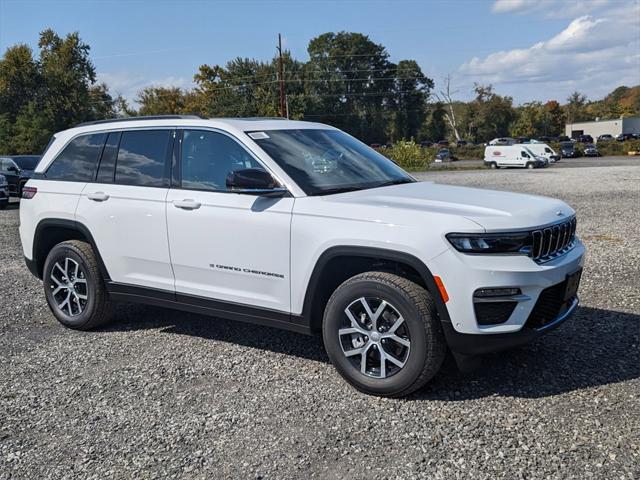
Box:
226 168 287 197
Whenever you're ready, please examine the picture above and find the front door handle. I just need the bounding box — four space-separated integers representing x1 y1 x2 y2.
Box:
173 199 201 210
87 192 109 202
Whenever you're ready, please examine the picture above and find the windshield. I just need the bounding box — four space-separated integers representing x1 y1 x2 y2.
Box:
12 156 40 170
248 129 414 195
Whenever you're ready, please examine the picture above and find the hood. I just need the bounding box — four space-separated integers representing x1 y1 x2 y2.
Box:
325 181 574 231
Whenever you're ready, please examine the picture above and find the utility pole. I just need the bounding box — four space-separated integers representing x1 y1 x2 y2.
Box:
277 33 286 118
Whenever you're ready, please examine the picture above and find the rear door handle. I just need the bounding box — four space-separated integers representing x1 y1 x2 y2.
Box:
87 192 109 202
173 199 201 210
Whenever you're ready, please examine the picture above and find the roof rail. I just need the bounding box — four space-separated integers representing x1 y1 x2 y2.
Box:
217 117 288 121
75 115 203 127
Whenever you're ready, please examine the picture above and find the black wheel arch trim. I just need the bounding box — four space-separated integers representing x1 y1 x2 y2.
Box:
301 246 453 327
31 218 111 281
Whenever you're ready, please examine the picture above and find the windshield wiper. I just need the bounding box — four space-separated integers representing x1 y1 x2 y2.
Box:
310 186 364 196
372 178 415 188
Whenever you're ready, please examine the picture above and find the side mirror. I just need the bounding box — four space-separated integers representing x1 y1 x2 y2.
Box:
7 165 19 173
226 168 287 197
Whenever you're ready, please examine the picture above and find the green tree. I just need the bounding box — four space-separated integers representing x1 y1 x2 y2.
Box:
388 60 432 141
565 91 588 124
512 102 543 138
464 84 515 142
419 102 447 141
542 100 565 136
136 86 188 115
304 32 397 143
0 29 117 154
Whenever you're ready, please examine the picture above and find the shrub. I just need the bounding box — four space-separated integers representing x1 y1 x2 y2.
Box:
378 140 431 171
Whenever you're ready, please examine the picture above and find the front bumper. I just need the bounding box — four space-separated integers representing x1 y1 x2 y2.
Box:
428 240 585 354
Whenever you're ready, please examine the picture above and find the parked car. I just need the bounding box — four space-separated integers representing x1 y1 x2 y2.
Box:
19 115 584 398
484 145 547 169
559 142 580 158
616 133 635 141
488 137 515 146
455 140 468 146
583 144 600 157
434 148 457 162
369 143 383 149
0 155 39 197
557 136 572 143
577 134 593 144
436 139 449 147
0 174 8 209
597 134 614 142
516 137 531 144
419 141 433 148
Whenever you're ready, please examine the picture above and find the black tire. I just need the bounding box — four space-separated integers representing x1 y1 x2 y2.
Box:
322 272 446 397
489 162 497 169
43 240 113 330
526 162 535 169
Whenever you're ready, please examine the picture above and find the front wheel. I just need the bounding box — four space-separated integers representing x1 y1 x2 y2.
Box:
322 272 446 397
43 240 113 330
526 162 535 169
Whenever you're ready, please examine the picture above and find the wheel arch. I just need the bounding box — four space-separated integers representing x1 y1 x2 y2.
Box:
302 246 451 333
32 219 110 281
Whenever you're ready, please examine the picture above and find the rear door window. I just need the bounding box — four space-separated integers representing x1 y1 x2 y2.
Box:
96 132 121 183
115 130 172 187
45 133 107 181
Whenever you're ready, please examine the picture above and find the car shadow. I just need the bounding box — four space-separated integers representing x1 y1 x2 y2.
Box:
103 305 639 399
104 303 329 363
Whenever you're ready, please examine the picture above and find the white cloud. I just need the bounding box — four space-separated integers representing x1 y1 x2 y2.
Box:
460 1 640 102
492 0 611 17
96 72 193 104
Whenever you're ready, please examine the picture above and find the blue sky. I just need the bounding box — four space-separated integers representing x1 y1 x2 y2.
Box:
1 0 638 105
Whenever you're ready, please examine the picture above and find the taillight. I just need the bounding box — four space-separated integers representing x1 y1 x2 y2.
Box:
21 186 37 199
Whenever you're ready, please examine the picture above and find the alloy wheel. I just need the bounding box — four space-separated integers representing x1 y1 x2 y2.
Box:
49 257 88 317
338 297 411 379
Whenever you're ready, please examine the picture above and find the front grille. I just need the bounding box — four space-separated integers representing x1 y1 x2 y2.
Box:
531 217 576 263
526 281 572 329
474 301 517 326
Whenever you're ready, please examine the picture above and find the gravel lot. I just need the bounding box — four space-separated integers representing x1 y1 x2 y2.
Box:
1 164 639 479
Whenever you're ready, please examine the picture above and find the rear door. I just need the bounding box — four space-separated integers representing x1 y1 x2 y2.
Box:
75 128 175 292
166 129 293 312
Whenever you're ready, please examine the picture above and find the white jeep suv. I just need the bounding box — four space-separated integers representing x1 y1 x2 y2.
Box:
19 116 585 397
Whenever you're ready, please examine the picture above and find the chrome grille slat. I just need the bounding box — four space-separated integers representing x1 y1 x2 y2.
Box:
530 217 577 263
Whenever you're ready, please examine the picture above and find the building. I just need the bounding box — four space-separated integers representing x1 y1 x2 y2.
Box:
565 116 640 139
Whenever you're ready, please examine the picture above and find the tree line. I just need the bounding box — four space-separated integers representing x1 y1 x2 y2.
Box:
1 29 638 154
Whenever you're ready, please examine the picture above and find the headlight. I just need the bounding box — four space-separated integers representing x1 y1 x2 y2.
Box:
446 232 532 254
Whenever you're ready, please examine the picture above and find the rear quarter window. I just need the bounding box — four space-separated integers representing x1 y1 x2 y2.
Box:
45 133 107 181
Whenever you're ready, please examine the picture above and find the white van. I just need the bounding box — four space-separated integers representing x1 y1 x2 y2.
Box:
523 143 559 163
484 145 548 169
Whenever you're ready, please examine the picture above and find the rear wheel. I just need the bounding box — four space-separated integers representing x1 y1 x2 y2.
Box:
43 240 113 330
489 162 497 169
323 272 446 397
